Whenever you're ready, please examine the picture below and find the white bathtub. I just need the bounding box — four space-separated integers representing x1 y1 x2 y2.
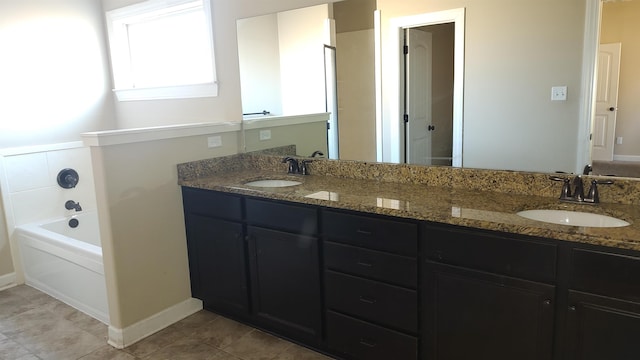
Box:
16 212 109 324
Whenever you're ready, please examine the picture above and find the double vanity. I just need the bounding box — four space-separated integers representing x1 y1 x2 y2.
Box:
177 153 640 360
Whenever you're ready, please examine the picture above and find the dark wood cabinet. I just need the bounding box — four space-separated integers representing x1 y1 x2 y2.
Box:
424 261 555 360
247 225 321 343
185 214 248 314
182 188 248 316
423 224 557 360
565 290 640 360
322 210 419 360
182 185 640 360
564 247 640 360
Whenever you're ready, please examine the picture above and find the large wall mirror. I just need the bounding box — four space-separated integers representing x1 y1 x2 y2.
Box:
237 0 640 178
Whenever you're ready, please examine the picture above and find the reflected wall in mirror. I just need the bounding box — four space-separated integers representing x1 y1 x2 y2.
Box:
237 1 377 161
590 0 640 178
238 0 640 178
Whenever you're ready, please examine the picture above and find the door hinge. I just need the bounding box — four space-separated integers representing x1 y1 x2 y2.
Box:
589 133 592 140
404 114 409 123
327 122 330 130
403 45 409 55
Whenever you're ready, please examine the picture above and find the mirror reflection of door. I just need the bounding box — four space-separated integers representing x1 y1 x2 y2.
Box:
591 43 621 161
591 1 640 170
404 23 454 166
405 28 432 165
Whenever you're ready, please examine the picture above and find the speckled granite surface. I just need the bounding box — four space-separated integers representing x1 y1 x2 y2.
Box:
177 154 640 251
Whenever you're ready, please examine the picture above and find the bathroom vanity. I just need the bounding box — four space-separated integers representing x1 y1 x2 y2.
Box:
178 154 640 360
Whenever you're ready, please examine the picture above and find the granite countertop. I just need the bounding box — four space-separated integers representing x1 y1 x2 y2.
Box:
179 167 640 252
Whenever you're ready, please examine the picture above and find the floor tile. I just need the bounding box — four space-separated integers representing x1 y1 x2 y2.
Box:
141 337 231 360
78 344 138 360
274 344 334 360
64 310 108 340
169 310 219 336
122 324 186 358
192 315 254 349
0 307 59 337
0 292 38 321
11 318 105 360
221 329 292 360
0 337 32 359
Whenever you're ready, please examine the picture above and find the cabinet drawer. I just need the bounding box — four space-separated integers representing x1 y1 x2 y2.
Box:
246 198 317 234
327 311 417 360
424 224 557 283
182 187 242 221
323 211 417 256
324 242 417 288
570 248 640 302
325 271 417 332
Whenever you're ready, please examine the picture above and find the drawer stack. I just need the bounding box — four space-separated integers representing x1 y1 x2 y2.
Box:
322 210 419 360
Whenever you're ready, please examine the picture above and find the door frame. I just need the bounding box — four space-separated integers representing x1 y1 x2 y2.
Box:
386 8 464 166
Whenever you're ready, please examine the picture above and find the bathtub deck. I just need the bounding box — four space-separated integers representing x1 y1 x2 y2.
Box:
0 285 331 359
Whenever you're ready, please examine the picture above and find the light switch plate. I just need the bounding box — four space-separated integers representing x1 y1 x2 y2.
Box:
551 86 567 101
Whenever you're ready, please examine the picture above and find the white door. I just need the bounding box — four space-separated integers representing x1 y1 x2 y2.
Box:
405 28 432 165
591 43 621 161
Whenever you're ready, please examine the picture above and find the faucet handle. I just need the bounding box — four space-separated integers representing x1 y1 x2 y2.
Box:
300 160 312 175
585 179 614 204
549 176 571 199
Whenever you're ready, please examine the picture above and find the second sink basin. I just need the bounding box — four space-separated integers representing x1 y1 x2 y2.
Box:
517 209 630 228
243 179 302 188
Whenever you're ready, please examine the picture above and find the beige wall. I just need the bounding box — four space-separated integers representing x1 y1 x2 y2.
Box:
377 0 586 173
601 1 640 158
91 132 238 329
336 29 377 161
102 0 337 129
244 122 328 157
0 0 116 148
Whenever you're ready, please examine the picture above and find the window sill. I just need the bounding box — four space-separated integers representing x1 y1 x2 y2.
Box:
113 82 218 101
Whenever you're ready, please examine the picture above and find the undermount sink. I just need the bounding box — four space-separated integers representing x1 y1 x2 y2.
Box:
243 179 302 188
517 209 630 228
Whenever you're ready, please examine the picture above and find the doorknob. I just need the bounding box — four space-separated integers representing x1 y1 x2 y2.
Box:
428 125 435 131
609 107 616 111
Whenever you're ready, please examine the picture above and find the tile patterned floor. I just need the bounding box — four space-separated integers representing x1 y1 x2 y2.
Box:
0 285 333 360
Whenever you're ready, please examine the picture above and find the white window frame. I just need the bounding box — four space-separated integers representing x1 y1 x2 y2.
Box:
106 0 218 101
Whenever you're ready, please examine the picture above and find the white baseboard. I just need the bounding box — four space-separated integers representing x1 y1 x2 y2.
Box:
613 155 640 162
0 272 17 291
107 297 203 349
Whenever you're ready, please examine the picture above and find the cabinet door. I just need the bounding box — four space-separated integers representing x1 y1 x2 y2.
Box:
424 262 555 360
247 226 321 342
565 290 640 360
185 214 248 314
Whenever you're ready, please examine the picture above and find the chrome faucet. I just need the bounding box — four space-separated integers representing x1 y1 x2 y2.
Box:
65 200 82 212
549 175 613 204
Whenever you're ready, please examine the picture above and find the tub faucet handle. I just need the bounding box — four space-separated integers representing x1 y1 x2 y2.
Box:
65 200 82 212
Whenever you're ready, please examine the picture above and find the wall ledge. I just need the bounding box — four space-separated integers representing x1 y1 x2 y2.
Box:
107 297 203 349
82 122 241 147
242 112 329 130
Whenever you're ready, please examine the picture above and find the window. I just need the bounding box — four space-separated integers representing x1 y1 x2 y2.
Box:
106 0 218 101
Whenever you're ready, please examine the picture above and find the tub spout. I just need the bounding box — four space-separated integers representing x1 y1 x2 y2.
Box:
65 200 82 212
